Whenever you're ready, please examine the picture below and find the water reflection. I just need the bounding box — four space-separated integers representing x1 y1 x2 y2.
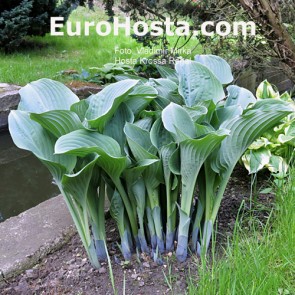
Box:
0 132 59 222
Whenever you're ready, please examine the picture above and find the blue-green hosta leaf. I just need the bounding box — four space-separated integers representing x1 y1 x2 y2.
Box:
86 79 139 131
256 80 280 99
175 60 225 106
70 99 90 121
62 155 99 205
8 110 76 181
18 79 79 113
125 84 157 116
134 117 154 131
30 110 84 138
150 119 173 150
110 190 125 235
194 54 233 85
55 129 129 179
179 129 229 214
162 103 196 142
225 85 256 109
149 78 183 105
156 65 179 83
242 148 271 174
124 122 158 161
115 74 148 83
104 103 134 153
183 105 208 123
211 100 292 176
214 105 243 128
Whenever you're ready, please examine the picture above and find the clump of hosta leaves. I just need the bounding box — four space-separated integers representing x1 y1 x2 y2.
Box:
242 80 295 179
9 55 291 267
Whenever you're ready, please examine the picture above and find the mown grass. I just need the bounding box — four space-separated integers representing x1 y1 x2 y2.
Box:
0 6 198 86
188 173 295 295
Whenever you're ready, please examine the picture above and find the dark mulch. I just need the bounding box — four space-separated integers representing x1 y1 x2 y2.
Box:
0 166 274 295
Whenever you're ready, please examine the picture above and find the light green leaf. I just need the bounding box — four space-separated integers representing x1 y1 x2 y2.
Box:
162 103 196 142
8 110 76 179
256 80 280 99
175 60 225 106
242 148 271 174
18 78 79 113
225 85 256 109
156 65 179 83
86 79 139 131
30 110 84 138
194 54 233 85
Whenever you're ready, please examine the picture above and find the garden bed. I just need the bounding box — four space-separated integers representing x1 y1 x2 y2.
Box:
0 167 273 295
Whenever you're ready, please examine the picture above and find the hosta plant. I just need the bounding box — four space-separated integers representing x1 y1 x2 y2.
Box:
9 55 291 267
242 80 295 179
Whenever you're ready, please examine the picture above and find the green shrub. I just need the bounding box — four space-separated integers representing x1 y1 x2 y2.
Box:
8 55 291 266
0 0 72 52
242 80 295 179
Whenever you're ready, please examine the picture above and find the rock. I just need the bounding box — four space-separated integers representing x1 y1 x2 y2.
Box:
66 82 102 99
25 269 38 279
98 267 106 274
142 262 150 268
0 83 21 130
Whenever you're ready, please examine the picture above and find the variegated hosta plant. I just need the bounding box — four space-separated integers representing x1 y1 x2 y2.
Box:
242 80 295 179
9 55 292 266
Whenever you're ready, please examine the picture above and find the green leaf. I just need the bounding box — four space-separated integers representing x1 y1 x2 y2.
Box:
242 148 271 174
256 80 280 99
30 110 84 138
86 79 139 131
8 110 76 179
225 85 256 109
18 78 79 113
162 103 196 142
155 65 179 83
179 130 229 215
211 99 292 176
70 99 90 121
124 122 158 161
149 78 183 105
175 60 225 106
125 84 157 116
104 103 134 153
194 54 233 85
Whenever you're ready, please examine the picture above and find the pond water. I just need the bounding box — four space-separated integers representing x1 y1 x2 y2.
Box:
0 132 59 222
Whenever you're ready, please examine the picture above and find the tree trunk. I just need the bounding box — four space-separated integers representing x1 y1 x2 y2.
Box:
238 0 295 82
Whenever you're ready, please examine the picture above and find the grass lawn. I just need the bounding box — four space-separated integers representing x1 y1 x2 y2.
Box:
189 172 295 295
0 6 198 86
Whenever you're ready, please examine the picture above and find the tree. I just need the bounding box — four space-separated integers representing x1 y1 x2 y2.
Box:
0 0 93 52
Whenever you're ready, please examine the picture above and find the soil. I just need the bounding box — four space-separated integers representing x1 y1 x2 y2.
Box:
0 166 274 295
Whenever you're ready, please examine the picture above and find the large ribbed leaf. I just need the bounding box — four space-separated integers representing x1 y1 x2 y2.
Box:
124 123 158 160
179 130 229 214
175 129 229 262
149 78 183 105
55 129 128 179
225 85 256 109
30 110 84 138
86 79 139 131
104 103 134 153
162 103 196 142
175 60 225 106
150 118 173 150
8 110 76 180
125 84 157 116
211 99 292 176
194 55 233 85
18 78 79 113
156 65 179 83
